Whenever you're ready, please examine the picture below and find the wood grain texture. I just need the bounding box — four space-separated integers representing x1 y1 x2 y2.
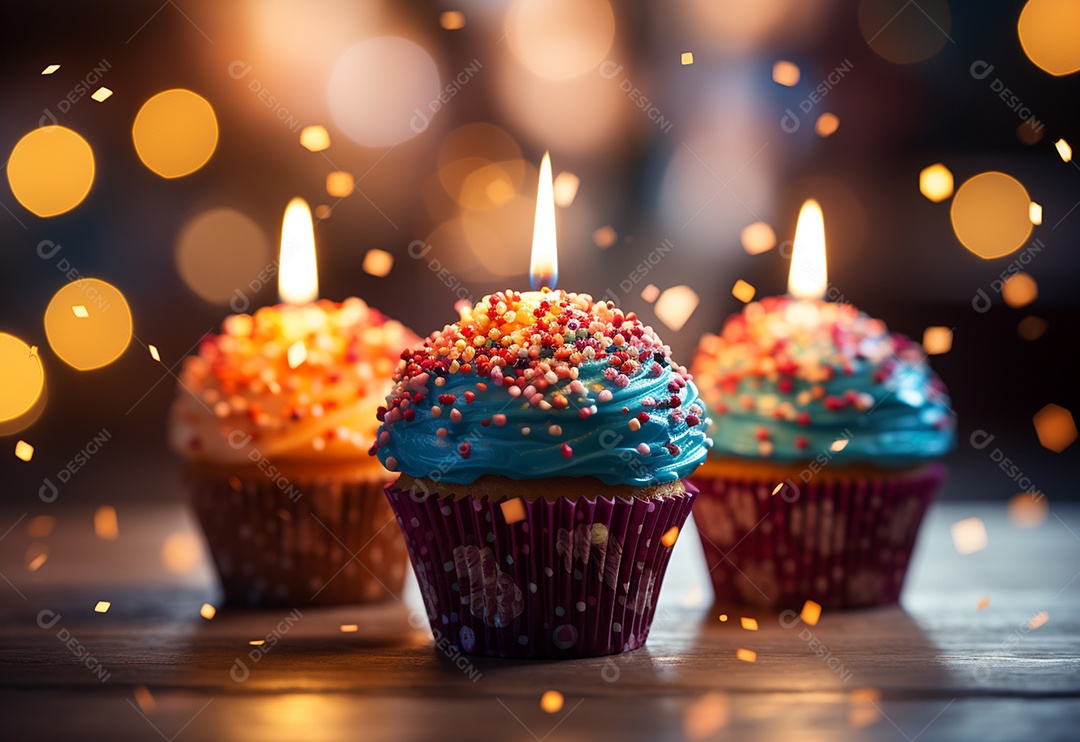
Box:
0 501 1078 741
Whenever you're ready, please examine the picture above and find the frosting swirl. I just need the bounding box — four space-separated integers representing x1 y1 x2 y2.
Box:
374 289 711 486
691 296 955 467
169 298 418 465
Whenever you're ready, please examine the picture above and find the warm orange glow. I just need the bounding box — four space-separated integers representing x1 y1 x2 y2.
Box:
681 52 695 65
732 280 756 303
800 600 822 626
162 532 202 574
1029 202 1043 225
0 333 45 424
529 152 558 289
6 126 95 217
1029 611 1049 629
592 225 617 249
26 516 56 538
951 517 988 555
736 648 756 663
44 280 133 371
950 172 1033 259
200 603 217 620
362 249 394 278
977 596 990 611
1008 492 1049 528
499 498 527 524
1055 138 1072 162
788 199 827 300
94 506 119 541
339 624 359 633
919 163 954 202
640 284 660 303
772 60 800 86
299 126 331 152
1019 0 1080 76
326 171 354 197
683 692 729 739
741 221 776 254
176 208 271 306
661 526 680 548
815 113 840 137
740 617 758 631
440 11 466 30
1002 273 1038 308
14 440 34 462
1018 315 1048 340
133 89 218 178
1033 403 1077 452
540 690 564 713
654 286 700 332
553 171 580 207
506 0 615 81
922 326 953 355
279 198 318 305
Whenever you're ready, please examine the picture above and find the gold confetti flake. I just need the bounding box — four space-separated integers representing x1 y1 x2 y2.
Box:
977 596 990 611
592 225 617 249
14 440 34 462
1028 611 1049 629
362 249 394 278
339 624 359 633
951 517 988 555
249 639 265 646
922 326 953 355
26 515 56 538
148 344 161 362
681 52 694 65
94 601 111 613
540 690 564 713
919 163 954 203
71 305 89 318
736 648 756 663
1055 138 1072 162
133 686 156 713
200 603 217 620
500 498 527 525
661 526 680 548
740 617 758 631
41 64 61 75
772 60 800 86
25 544 49 572
815 112 840 137
287 341 307 369
731 279 756 304
299 126 330 152
1033 403 1077 452
440 10 466 30
326 171 354 198
771 483 784 496
800 600 822 626
90 87 112 102
94 506 119 541
553 172 580 207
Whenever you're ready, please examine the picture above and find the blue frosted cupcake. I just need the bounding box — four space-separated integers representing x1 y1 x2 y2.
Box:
374 289 711 657
690 296 955 609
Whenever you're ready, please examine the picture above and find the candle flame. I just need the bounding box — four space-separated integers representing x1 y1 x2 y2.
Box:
788 198 827 300
278 197 318 305
529 152 558 290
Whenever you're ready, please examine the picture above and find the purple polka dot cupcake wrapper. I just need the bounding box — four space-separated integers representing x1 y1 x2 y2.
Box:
385 481 698 659
189 472 409 608
691 464 945 610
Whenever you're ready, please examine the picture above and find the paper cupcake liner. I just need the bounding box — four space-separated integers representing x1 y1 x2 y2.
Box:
691 464 944 610
385 480 698 659
189 470 409 608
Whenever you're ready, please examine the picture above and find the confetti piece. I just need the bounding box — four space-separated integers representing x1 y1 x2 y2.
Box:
919 163 954 202
593 226 617 249
1028 611 1048 629
94 601 111 613
71 305 89 318
362 249 394 278
654 285 700 332
540 690 564 713
90 87 112 102
440 10 466 30
829 439 849 452
1007 492 1048 528
287 341 307 369
200 603 216 620
772 60 799 86
25 544 48 572
41 64 60 75
340 624 359 633
249 639 265 646
731 279 756 303
740 617 758 631
741 221 776 254
683 692 729 739
681 52 694 65
500 498 527 525
148 344 161 362
661 526 680 547
922 326 953 355
800 600 822 626
719 614 728 622
1029 201 1042 225
299 125 330 152
553 172 580 207
14 440 34 462
771 483 784 496
1033 403 1076 452
736 648 756 663
133 686 156 713
977 596 990 611
1018 315 1048 341
326 171 354 197
951 517 988 555
26 515 56 538
1002 273 1037 308
94 506 119 541
1055 138 1072 162
815 112 840 137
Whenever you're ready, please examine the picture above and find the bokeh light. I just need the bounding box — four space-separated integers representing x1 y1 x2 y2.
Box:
539 690 564 713
1018 315 1048 340
44 279 133 370
440 11 466 30
1033 403 1077 452
328 37 439 147
654 285 700 331
859 0 951 64
362 249 394 278
553 172 581 207
175 208 272 305
593 226 618 249
678 0 828 54
815 112 840 137
731 279 756 303
94 505 119 541
741 221 776 254
326 171 354 197
1029 201 1043 225
919 163 953 202
771 60 800 86
1018 0 1080 76
1054 138 1072 162
0 333 45 424
162 532 203 574
950 172 1033 259
922 326 953 355
1007 492 1049 528
299 126 330 152
951 517 988 555
6 126 95 217
505 0 615 80
133 89 219 178
1002 273 1038 308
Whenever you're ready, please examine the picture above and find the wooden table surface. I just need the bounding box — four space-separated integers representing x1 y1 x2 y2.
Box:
1 500 1078 741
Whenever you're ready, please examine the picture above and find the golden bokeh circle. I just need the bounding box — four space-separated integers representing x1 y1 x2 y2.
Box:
175 208 271 305
0 333 45 422
950 172 1033 259
133 89 219 178
1018 0 1080 76
506 0 615 80
44 279 133 370
858 0 951 65
6 126 95 217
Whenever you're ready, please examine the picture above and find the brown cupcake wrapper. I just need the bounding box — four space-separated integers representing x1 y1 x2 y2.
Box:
188 469 408 608
691 464 945 610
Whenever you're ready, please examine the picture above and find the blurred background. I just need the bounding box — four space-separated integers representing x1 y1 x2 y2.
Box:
1 0 1077 507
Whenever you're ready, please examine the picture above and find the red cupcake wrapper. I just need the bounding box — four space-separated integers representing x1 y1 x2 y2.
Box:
691 465 944 610
385 480 698 659
189 471 409 608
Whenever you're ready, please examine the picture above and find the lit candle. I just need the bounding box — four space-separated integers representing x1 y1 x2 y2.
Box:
784 198 827 326
278 197 319 304
529 151 558 291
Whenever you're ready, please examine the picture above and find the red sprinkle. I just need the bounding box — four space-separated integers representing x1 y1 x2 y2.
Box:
795 436 809 450
403 409 416 422
459 443 471 459
755 428 770 441
438 394 457 405
777 378 793 393
561 443 573 458
636 412 650 424
464 391 475 403
796 412 812 426
823 396 847 411
686 415 700 427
